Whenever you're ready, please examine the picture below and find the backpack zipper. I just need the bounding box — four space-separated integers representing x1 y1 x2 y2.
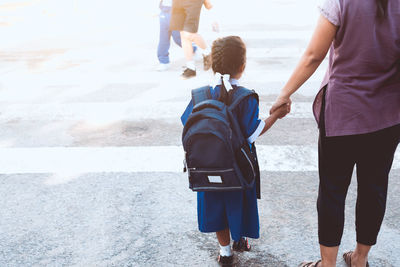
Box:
183 152 188 172
189 168 234 173
183 160 187 173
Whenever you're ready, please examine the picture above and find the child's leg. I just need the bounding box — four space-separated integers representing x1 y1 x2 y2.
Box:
216 228 230 246
233 237 251 252
216 228 232 258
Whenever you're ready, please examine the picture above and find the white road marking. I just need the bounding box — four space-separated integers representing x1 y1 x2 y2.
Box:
246 48 307 58
0 145 398 174
0 102 314 122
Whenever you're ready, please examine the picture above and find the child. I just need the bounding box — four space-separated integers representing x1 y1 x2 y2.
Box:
181 36 288 266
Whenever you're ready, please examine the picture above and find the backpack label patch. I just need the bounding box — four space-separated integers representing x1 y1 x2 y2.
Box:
208 175 223 183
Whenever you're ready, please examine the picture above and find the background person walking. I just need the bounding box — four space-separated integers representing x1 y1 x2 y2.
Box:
157 0 196 71
170 0 217 79
270 0 400 266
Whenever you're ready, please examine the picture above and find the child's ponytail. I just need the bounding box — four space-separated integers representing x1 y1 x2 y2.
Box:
211 36 246 105
219 79 229 105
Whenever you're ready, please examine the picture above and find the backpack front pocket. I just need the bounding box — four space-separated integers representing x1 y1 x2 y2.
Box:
189 168 243 191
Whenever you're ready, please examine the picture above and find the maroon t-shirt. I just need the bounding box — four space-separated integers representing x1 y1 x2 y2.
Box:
313 0 400 137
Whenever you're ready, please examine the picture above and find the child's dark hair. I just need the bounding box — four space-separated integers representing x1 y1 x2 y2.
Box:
211 36 246 105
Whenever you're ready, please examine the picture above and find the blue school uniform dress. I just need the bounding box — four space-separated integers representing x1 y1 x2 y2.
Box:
181 79 265 241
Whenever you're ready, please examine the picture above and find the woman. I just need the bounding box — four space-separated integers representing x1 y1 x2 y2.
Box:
270 0 400 266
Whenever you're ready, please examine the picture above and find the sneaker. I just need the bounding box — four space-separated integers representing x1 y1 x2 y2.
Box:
217 254 234 266
181 67 196 79
156 63 170 72
232 237 251 252
203 53 212 71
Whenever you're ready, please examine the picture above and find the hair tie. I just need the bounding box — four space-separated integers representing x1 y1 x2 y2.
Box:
212 72 233 90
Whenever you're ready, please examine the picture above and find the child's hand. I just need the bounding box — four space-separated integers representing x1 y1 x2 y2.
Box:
271 95 291 119
272 103 290 119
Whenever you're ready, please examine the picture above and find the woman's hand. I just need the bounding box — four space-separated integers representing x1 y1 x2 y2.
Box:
270 95 291 119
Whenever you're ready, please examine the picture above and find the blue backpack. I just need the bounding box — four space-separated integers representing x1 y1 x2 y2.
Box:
182 85 261 197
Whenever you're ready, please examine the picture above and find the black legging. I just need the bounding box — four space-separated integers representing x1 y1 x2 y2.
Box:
317 124 399 246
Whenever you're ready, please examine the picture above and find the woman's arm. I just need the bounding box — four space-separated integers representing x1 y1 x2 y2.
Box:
270 15 338 116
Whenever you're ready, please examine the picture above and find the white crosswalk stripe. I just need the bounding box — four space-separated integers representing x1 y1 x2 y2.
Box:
0 145 398 175
0 102 315 122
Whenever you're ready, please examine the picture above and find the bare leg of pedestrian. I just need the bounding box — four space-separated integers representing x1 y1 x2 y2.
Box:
348 243 370 267
181 31 211 77
170 0 215 79
181 31 207 50
216 228 230 246
319 245 338 267
181 31 196 72
216 229 233 265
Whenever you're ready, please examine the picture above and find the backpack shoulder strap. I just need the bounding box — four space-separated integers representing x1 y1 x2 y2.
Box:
228 86 259 111
191 86 212 106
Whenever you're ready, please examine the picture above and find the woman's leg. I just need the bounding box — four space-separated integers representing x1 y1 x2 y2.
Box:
351 125 400 266
350 243 371 267
319 245 339 267
317 133 356 266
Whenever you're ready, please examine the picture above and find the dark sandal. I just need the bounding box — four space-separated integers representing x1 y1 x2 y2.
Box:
299 260 321 267
343 251 370 267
